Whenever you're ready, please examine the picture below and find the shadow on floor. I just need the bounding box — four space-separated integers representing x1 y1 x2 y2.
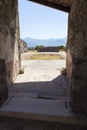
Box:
9 75 70 100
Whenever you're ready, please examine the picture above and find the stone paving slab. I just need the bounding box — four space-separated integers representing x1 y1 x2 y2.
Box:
0 97 87 125
21 60 66 70
9 92 39 99
9 74 70 99
15 68 61 82
5 56 83 125
9 58 67 99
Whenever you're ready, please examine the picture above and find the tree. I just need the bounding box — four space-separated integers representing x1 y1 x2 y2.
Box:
35 45 44 50
59 45 66 51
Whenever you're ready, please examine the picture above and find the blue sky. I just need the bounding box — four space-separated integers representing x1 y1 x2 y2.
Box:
18 0 68 39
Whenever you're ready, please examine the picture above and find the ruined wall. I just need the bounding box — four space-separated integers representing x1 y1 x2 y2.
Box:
0 0 20 86
67 0 87 113
20 39 28 53
38 47 59 52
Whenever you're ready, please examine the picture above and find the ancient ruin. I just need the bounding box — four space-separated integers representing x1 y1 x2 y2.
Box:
0 0 87 129
38 46 59 52
67 0 87 114
20 39 28 53
0 0 20 105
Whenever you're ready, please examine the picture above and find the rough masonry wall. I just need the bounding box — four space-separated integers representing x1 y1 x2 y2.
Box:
67 0 87 113
0 0 20 86
20 39 28 53
38 47 59 52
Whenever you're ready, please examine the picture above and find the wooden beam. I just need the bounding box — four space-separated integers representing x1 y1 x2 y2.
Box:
28 0 70 13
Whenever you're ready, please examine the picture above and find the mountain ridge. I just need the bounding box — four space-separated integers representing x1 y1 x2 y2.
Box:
23 37 67 48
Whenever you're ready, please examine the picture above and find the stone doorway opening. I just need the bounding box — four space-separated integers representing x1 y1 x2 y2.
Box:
8 0 70 101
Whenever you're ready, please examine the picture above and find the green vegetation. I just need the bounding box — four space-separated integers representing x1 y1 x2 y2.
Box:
58 45 66 51
34 45 66 51
28 47 35 50
35 45 44 50
24 54 64 60
60 68 67 75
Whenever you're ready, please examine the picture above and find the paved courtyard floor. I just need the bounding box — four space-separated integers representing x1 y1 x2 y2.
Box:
9 52 70 100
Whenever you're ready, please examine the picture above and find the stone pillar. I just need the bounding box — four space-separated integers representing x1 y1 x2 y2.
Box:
67 0 87 113
0 59 8 105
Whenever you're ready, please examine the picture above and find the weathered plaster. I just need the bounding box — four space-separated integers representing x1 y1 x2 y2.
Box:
0 0 20 85
0 0 20 104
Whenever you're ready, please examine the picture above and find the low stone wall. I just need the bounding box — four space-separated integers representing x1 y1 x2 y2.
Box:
38 47 59 52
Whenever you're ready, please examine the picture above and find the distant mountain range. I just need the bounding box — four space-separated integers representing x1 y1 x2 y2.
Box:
23 37 67 48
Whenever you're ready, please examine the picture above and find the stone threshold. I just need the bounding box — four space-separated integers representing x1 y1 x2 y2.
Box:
0 97 87 125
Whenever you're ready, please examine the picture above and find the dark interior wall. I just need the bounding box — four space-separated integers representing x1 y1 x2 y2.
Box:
0 0 20 86
0 59 8 105
67 0 87 113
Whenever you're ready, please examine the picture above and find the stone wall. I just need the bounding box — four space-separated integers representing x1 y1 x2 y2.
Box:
20 39 28 53
67 0 87 113
38 47 59 52
0 0 20 86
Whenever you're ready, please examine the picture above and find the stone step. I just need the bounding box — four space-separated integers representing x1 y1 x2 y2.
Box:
0 97 87 125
